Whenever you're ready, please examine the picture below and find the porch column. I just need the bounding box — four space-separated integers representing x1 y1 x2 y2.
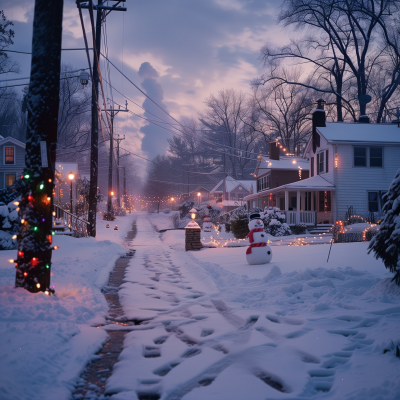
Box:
311 191 315 211
284 190 289 211
296 190 301 224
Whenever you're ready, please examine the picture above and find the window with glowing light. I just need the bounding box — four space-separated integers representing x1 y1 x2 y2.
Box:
4 147 15 164
5 173 16 187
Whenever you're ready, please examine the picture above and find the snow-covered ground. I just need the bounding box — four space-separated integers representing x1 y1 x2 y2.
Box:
0 213 136 400
106 214 400 400
1 212 400 400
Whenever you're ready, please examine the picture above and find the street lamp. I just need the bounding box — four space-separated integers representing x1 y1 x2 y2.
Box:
197 192 201 206
68 172 75 215
189 208 197 220
171 197 174 210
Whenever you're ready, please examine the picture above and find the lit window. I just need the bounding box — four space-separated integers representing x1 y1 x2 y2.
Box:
370 147 383 167
354 147 367 167
5 147 14 164
5 174 16 187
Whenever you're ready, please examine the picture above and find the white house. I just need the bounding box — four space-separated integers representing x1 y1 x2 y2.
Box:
0 136 26 189
252 99 400 226
210 176 255 211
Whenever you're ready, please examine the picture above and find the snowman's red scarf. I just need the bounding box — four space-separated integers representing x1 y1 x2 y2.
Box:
247 228 264 243
246 242 267 255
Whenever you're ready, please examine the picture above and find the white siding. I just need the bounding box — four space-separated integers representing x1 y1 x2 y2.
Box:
336 144 400 219
307 134 334 184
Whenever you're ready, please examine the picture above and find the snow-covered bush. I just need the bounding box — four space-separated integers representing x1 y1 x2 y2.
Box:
230 206 249 239
169 211 181 228
162 208 171 214
196 204 221 225
0 200 20 250
368 167 400 284
102 211 116 221
292 222 307 235
177 200 194 218
261 207 291 236
114 207 126 216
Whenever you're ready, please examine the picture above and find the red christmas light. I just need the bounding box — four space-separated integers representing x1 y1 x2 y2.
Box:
18 251 24 257
28 195 33 202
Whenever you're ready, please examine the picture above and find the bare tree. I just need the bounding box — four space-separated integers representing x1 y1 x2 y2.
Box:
266 0 400 121
200 89 259 179
253 68 315 155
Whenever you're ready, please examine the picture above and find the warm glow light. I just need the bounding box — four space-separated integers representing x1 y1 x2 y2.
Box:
47 197 51 201
13 201 19 206
21 219 25 224
191 213 196 220
8 259 14 263
171 197 174 201
45 291 49 295
24 272 28 277
335 155 338 168
68 172 75 180
52 211 56 216
36 283 41 289
53 246 59 250
197 192 201 197
110 191 115 196
12 235 17 239
292 160 296 164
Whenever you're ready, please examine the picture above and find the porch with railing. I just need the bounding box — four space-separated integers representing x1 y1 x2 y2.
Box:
53 204 91 237
285 210 316 226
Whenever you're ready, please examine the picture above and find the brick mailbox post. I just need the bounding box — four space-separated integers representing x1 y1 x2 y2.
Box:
185 208 203 251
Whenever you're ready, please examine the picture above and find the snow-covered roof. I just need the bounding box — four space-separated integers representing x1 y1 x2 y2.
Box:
0 136 26 148
257 156 309 173
243 175 335 201
318 122 400 143
210 176 254 193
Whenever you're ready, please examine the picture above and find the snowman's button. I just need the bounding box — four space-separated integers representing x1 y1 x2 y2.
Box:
261 234 264 237
267 251 271 254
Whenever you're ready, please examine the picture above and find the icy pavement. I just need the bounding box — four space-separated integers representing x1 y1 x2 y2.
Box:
104 214 400 400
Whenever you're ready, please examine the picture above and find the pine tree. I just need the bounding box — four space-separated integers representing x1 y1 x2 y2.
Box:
368 168 400 285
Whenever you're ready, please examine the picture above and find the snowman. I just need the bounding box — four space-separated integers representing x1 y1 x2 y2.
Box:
246 212 272 265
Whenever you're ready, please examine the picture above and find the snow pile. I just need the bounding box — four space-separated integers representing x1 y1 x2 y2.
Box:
0 213 136 400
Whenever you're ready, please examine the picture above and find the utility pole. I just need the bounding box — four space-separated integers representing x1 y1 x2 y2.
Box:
106 103 128 213
115 135 125 208
77 0 127 236
15 0 64 293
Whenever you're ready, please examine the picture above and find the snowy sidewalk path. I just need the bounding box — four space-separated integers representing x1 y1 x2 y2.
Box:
103 214 400 400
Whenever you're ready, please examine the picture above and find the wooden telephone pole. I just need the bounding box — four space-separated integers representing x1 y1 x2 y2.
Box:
77 0 126 235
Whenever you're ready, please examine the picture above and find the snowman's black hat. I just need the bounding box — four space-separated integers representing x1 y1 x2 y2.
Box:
249 212 261 221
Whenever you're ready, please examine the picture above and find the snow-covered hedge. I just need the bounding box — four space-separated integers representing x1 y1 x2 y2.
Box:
0 200 20 250
230 206 249 239
261 207 291 237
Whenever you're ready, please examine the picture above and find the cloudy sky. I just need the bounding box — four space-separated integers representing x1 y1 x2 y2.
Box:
2 0 291 173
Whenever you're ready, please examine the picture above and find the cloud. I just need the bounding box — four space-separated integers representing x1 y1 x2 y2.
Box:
138 62 172 160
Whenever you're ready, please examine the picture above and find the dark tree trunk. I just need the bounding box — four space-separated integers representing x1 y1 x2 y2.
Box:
88 3 102 237
15 0 64 293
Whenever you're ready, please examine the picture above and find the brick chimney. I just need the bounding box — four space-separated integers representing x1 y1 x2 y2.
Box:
269 141 280 160
312 98 325 153
313 98 326 128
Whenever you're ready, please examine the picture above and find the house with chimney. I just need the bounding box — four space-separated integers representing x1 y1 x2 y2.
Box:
246 98 400 226
0 136 25 189
243 142 309 216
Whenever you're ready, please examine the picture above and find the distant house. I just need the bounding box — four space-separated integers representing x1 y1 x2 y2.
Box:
245 99 400 226
210 176 255 211
0 136 25 189
244 141 309 212
54 162 80 211
188 186 211 204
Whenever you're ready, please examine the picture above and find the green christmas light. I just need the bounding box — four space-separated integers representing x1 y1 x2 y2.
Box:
33 227 38 231
39 183 44 190
45 264 50 269
24 174 30 179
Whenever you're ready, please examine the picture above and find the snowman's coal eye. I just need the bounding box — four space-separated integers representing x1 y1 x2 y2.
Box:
267 251 271 255
261 234 264 237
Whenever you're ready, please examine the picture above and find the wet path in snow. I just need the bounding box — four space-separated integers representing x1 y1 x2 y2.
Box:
72 220 138 400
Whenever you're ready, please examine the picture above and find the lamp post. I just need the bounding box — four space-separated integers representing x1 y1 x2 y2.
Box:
197 192 201 206
68 172 75 214
171 197 174 210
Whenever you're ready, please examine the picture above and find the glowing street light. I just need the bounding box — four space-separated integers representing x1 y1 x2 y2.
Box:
189 207 197 220
68 172 75 214
197 192 201 206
